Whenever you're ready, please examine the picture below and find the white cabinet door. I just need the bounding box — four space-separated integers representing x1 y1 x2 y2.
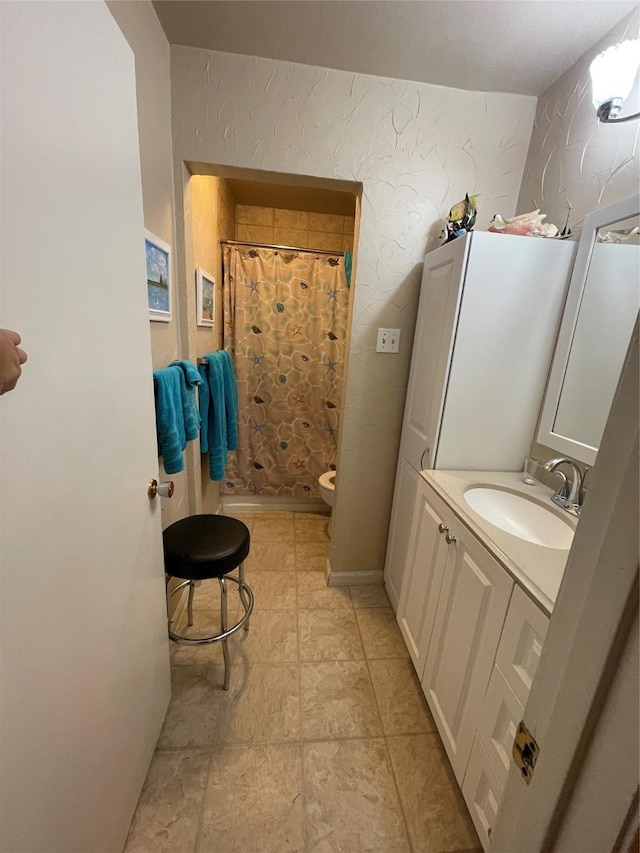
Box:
496 585 549 706
435 232 575 471
386 240 467 608
399 237 469 471
384 458 420 611
478 666 524 786
422 522 513 782
462 734 504 851
396 480 454 675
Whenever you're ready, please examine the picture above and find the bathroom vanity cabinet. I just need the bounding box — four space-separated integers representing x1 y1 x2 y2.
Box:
396 473 556 849
384 232 576 610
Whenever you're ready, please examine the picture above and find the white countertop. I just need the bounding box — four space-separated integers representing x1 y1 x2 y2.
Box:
420 470 578 616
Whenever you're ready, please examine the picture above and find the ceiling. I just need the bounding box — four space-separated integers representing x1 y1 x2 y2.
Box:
152 0 636 96
225 179 356 216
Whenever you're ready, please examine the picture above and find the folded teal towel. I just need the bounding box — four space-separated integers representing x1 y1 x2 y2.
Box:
199 355 225 479
344 250 352 287
198 350 239 480
219 350 239 450
172 359 202 441
198 362 210 453
152 366 186 474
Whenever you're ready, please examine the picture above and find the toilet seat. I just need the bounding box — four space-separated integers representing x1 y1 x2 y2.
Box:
319 471 336 491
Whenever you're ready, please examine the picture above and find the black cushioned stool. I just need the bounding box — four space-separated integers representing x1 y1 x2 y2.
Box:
163 515 254 690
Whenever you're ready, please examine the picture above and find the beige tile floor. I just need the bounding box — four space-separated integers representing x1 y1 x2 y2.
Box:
124 512 480 853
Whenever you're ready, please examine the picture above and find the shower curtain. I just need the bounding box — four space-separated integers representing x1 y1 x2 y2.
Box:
222 244 349 497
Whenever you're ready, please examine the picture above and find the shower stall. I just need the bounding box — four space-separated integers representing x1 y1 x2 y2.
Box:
221 241 350 499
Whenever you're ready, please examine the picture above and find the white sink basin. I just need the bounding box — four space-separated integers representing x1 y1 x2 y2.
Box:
463 487 575 549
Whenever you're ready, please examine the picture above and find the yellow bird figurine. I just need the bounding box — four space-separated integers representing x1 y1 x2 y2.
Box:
443 193 479 243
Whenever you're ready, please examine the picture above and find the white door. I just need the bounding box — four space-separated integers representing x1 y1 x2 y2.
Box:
0 4 170 852
396 479 453 674
384 239 467 607
384 457 420 610
422 522 513 782
399 237 468 471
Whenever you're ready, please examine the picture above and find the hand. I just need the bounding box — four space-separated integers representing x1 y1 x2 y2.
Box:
0 329 28 395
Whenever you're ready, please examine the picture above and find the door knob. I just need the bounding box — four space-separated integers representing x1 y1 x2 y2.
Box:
148 479 174 500
438 523 449 534
445 532 457 544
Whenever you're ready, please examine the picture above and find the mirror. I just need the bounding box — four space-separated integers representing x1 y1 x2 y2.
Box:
537 195 640 466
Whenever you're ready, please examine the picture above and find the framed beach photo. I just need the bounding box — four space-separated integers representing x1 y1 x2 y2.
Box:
145 230 172 322
196 267 215 327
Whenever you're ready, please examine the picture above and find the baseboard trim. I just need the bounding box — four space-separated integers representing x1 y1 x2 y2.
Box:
326 561 384 587
222 495 327 514
385 579 400 613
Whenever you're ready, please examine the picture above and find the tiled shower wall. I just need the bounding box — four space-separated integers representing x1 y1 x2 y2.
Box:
236 205 355 254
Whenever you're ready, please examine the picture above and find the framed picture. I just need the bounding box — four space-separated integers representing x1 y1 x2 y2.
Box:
145 230 172 322
196 267 215 327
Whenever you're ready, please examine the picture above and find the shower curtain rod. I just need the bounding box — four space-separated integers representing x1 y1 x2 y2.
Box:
221 239 344 257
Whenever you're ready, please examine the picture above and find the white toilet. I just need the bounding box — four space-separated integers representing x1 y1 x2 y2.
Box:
318 470 336 538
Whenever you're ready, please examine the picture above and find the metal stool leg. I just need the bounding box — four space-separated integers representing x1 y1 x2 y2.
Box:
239 561 250 632
220 577 231 691
166 573 253 693
187 581 195 627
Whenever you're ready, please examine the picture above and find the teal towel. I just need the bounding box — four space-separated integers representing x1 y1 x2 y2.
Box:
199 355 226 480
152 366 186 474
198 362 211 454
172 359 202 441
219 350 239 450
343 250 352 287
198 350 239 480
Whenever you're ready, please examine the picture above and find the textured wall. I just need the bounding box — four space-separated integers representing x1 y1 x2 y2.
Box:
191 175 222 354
517 8 640 232
107 0 179 371
170 46 536 575
108 0 189 529
216 177 237 353
521 8 639 473
236 205 355 253
190 174 238 512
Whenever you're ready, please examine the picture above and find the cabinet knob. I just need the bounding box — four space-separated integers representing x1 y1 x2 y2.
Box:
445 532 457 544
438 523 449 534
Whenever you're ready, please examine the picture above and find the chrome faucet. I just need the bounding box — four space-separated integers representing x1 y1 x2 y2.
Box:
543 457 584 517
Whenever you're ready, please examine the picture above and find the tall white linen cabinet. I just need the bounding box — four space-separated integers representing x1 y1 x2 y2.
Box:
384 231 576 609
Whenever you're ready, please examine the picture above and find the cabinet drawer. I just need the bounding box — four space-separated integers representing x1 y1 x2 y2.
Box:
478 665 524 786
496 586 549 706
462 734 504 852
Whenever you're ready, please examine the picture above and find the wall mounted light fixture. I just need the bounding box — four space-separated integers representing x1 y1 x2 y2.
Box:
590 39 640 123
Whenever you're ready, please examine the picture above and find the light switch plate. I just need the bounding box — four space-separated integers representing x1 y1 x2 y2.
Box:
376 328 401 353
